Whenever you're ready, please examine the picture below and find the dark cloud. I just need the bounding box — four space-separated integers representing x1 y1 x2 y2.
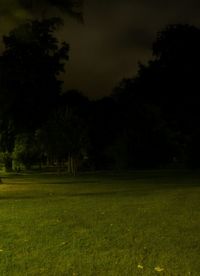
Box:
115 27 154 50
0 0 83 31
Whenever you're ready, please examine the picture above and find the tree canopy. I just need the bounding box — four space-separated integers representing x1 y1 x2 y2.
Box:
1 22 200 172
0 17 69 131
111 23 200 168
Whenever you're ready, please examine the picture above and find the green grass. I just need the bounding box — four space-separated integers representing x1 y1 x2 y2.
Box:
0 170 200 275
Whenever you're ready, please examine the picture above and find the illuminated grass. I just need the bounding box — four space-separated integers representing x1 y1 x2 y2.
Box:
0 171 199 275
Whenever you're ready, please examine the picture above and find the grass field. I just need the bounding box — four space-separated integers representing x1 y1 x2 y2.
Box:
0 170 200 275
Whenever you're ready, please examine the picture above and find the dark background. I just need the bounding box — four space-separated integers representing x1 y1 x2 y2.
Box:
1 0 200 98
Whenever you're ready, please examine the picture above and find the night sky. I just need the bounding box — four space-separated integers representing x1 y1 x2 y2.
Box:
1 0 200 98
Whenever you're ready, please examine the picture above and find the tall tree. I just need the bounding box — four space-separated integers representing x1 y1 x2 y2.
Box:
37 90 90 174
0 17 69 131
114 24 200 167
137 24 200 129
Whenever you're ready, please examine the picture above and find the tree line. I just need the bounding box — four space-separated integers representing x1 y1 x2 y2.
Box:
0 19 200 174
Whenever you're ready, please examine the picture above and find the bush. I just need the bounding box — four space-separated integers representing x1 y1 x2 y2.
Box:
12 133 41 170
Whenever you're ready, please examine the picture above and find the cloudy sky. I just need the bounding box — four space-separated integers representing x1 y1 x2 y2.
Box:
1 0 200 98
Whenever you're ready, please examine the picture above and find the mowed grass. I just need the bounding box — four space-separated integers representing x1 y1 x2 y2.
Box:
0 171 200 275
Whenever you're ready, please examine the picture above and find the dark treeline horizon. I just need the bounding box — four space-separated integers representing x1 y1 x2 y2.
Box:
0 18 200 174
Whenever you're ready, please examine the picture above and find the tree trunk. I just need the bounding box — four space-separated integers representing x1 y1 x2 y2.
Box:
68 154 77 176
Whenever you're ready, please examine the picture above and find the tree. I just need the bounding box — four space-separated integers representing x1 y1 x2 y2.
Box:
139 24 200 166
0 120 15 171
38 90 90 175
89 97 117 170
152 24 200 68
12 133 42 170
0 17 69 171
138 24 200 128
0 17 69 131
112 82 177 169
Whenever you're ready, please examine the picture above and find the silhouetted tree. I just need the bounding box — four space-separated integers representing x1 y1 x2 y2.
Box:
89 97 117 169
0 17 69 131
112 82 177 168
114 24 200 168
146 24 200 166
12 133 42 170
38 90 90 174
0 120 15 171
138 24 200 129
0 17 69 170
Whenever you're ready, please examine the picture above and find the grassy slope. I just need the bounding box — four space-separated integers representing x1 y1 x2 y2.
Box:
0 171 199 275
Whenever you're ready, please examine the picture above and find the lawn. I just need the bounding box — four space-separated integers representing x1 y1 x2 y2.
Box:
0 170 200 275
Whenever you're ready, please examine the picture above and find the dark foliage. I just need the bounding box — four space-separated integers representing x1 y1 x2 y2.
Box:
0 17 69 131
0 21 200 171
